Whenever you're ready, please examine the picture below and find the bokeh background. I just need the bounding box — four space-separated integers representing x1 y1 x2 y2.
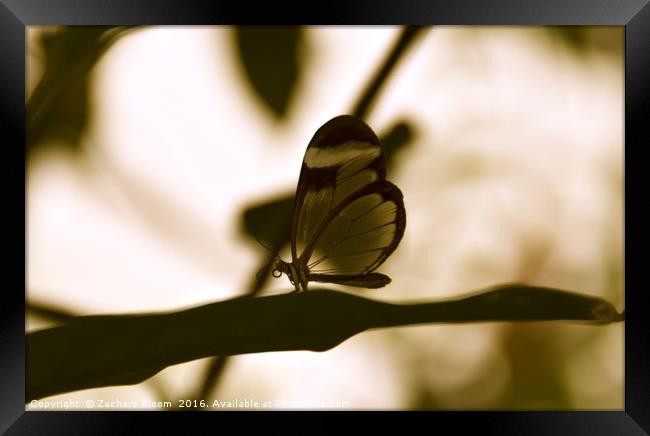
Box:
26 26 623 410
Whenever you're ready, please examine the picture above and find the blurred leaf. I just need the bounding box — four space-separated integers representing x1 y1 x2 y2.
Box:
501 324 571 408
27 283 623 401
233 26 303 119
27 26 136 156
548 26 591 51
241 194 293 252
546 26 624 56
379 119 416 173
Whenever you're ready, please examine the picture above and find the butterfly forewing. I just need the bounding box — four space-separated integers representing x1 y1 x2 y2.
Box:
290 115 405 288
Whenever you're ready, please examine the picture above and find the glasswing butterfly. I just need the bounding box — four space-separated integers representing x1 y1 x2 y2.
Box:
271 115 406 292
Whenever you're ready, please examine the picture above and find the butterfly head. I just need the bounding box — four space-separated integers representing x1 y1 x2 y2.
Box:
271 256 285 279
271 257 308 292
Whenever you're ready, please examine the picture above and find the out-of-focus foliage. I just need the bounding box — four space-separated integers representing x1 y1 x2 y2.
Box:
233 26 304 120
27 26 135 156
241 194 293 253
546 26 623 55
381 120 416 176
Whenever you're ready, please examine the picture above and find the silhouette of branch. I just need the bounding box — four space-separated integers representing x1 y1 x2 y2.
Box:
27 283 623 402
27 302 78 323
352 26 427 119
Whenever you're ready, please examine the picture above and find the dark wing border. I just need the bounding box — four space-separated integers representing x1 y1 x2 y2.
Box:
290 115 387 262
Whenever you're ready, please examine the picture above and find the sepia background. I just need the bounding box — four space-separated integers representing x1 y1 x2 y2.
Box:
26 26 623 410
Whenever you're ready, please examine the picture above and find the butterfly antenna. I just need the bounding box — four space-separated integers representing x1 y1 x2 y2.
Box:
251 230 279 257
251 231 283 283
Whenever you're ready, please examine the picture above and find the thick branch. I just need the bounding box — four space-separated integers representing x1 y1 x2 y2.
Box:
27 283 623 402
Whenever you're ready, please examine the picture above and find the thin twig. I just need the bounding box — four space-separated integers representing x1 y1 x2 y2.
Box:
352 26 427 120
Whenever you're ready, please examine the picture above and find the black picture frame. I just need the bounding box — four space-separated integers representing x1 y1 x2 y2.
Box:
2 0 648 433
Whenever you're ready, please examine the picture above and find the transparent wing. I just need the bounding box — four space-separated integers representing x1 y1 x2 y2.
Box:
291 115 387 261
290 115 405 282
303 180 405 276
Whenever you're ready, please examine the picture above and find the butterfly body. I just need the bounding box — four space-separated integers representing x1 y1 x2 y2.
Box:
273 115 406 292
273 258 309 291
273 258 391 292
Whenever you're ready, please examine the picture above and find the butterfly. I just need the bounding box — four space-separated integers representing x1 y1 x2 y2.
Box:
271 115 406 292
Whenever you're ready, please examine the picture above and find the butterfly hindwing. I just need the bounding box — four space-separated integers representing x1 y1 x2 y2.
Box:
307 272 392 288
304 180 405 274
290 115 406 288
